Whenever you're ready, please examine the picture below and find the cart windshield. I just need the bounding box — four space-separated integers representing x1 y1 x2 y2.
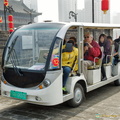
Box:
4 23 64 72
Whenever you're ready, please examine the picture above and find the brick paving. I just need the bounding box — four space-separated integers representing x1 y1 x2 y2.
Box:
0 83 120 120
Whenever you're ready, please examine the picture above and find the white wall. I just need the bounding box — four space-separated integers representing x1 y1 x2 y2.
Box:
38 0 59 22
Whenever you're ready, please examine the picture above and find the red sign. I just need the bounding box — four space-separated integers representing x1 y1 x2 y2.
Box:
52 58 59 66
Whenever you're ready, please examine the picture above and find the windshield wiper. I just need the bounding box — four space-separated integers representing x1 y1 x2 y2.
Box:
10 49 23 76
7 36 18 62
7 36 23 76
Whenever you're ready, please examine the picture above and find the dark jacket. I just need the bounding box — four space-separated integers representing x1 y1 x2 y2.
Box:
114 41 119 53
99 40 111 56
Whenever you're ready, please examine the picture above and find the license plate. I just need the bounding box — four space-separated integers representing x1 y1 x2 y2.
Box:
10 90 27 100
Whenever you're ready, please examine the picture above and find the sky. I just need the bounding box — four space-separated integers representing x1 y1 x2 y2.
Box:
37 0 120 22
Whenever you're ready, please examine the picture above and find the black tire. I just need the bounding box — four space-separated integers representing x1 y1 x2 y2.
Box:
67 83 85 107
114 79 120 86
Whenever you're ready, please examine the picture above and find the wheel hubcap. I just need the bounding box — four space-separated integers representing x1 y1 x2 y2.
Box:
74 88 82 103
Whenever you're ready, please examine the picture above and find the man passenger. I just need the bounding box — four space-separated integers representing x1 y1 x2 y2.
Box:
107 36 119 65
84 32 101 80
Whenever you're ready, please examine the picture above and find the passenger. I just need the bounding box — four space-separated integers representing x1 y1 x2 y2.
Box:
114 36 120 43
114 36 120 57
69 37 78 48
107 36 119 65
84 32 101 80
68 37 78 71
98 34 111 81
62 39 78 94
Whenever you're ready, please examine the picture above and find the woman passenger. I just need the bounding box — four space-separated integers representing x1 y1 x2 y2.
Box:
98 34 111 81
62 39 78 94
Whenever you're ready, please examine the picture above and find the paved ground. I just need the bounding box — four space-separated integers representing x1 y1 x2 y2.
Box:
0 83 120 120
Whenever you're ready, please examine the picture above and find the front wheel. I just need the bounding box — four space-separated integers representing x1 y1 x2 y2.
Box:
114 79 120 86
67 83 85 107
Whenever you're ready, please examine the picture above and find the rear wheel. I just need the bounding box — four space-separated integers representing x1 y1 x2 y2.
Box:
67 83 85 107
114 79 120 86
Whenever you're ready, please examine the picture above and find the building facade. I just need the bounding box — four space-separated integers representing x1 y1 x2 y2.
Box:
58 0 76 22
23 0 38 22
23 0 38 11
112 13 120 24
58 0 111 23
0 0 41 31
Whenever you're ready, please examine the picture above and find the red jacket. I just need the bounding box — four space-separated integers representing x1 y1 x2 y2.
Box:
84 40 101 62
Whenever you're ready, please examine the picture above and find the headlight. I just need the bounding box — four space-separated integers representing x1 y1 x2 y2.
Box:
43 79 51 87
38 79 51 89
